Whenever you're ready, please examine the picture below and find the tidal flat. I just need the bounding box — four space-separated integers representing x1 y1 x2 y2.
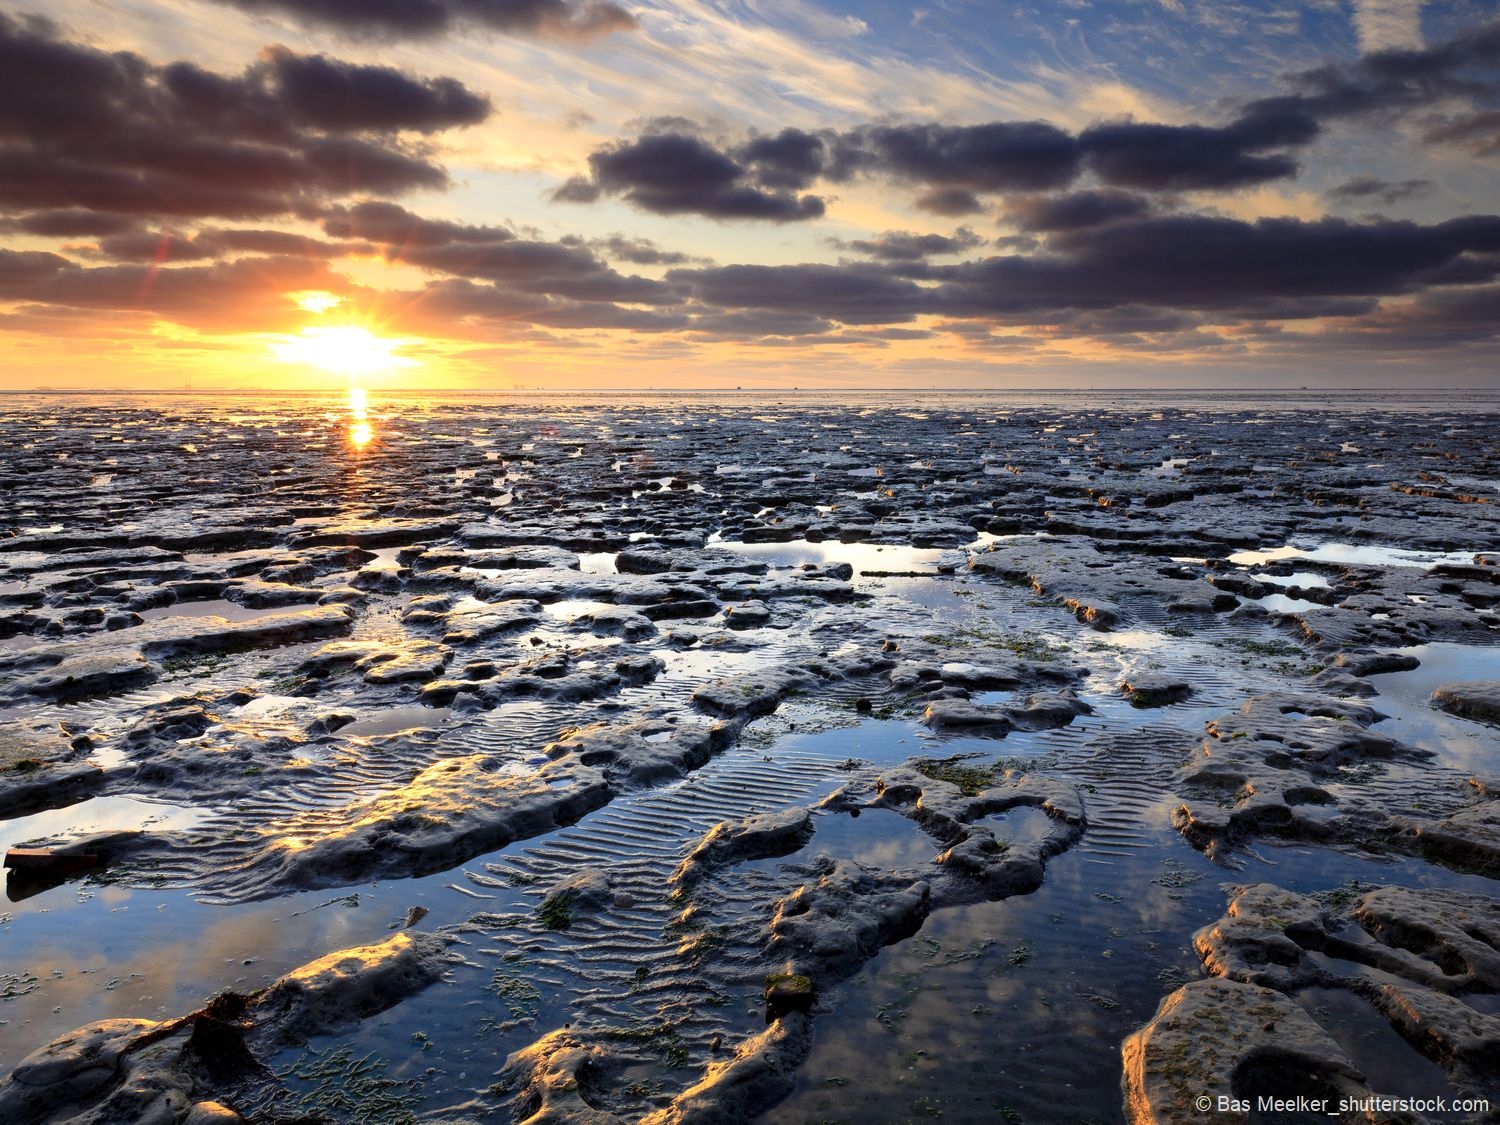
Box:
1 390 1498 1124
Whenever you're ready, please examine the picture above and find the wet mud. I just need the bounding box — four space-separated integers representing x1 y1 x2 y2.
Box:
1 391 1497 1123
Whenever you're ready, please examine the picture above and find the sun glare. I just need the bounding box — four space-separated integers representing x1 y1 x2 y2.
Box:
290 290 344 314
271 325 414 379
347 385 374 449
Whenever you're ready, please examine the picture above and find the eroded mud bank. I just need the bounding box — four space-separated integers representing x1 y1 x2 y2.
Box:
1 392 1497 1123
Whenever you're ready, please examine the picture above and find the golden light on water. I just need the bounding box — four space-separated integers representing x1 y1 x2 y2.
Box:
349 420 374 449
347 385 374 450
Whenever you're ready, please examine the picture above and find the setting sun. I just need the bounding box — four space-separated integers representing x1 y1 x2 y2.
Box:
269 325 416 379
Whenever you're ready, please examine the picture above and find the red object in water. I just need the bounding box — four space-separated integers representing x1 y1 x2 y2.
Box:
3 848 102 875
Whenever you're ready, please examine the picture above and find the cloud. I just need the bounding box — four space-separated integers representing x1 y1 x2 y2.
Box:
1425 109 1500 157
1004 190 1153 232
830 121 1082 192
654 212 1500 337
913 188 984 215
91 226 357 262
567 130 827 221
1327 174 1433 205
558 103 1324 220
1077 101 1318 191
830 228 983 260
1350 0 1426 54
1288 17 1500 121
15 254 347 331
924 213 1500 318
588 235 707 266
0 14 486 222
322 201 675 304
212 0 637 42
4 210 140 237
667 263 931 324
251 46 490 134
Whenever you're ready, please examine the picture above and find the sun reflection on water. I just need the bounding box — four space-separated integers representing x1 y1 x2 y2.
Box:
348 386 374 450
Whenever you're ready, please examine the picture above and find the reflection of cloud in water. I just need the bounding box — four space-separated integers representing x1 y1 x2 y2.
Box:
0 880 415 1071
1229 543 1483 569
1367 642 1500 772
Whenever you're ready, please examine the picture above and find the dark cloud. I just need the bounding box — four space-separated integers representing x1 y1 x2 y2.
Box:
1425 109 1500 157
1005 190 1152 232
322 200 511 246
590 235 705 266
213 0 637 42
573 132 826 221
1291 18 1500 120
913 188 984 215
926 214 1500 318
93 226 353 262
6 210 140 237
1327 175 1434 205
253 47 490 134
0 15 485 223
655 212 1500 338
550 176 602 204
685 309 837 338
18 254 346 330
668 263 930 324
832 121 1081 192
322 202 675 305
562 104 1322 221
735 129 825 191
1077 115 1307 192
95 231 218 262
0 249 71 296
832 228 983 260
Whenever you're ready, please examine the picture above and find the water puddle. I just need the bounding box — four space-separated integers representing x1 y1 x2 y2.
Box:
1366 642 1500 771
339 705 451 738
1295 988 1453 1100
137 599 320 623
1 796 211 859
980 805 1054 851
1253 592 1326 614
577 552 618 575
1228 543 1484 569
1257 570 1331 589
752 717 921 766
713 537 960 574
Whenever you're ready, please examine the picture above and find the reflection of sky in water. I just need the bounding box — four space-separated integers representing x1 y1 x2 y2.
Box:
1253 592 1326 614
577 552 617 574
803 810 938 869
1228 543 1483 569
339 704 450 738
1295 987 1453 1100
0 796 209 858
775 827 1497 1124
712 534 1016 577
1367 642 1500 772
137 599 319 623
1257 570 1330 589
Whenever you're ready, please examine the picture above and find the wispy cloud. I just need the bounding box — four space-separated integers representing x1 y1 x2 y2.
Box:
1351 0 1425 54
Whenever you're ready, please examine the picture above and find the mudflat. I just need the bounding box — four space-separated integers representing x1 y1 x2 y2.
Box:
1 391 1497 1124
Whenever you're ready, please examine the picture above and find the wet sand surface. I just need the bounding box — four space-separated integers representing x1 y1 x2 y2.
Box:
1 390 1498 1124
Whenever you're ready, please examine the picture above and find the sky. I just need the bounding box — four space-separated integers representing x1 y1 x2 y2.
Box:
1 0 1498 391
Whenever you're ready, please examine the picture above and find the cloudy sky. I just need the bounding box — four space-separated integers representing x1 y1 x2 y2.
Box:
1 0 1498 390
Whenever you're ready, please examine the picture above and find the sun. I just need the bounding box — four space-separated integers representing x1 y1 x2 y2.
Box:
270 325 416 379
